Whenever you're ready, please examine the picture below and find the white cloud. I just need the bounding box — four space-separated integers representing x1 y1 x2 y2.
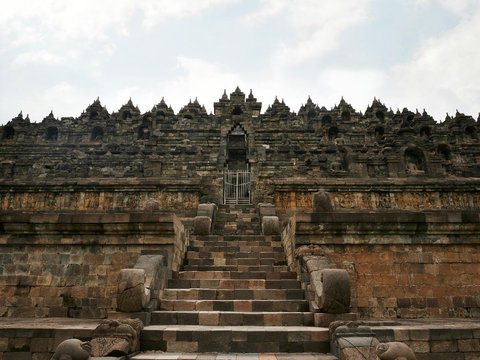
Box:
411 0 474 16
159 56 241 112
383 4 480 120
0 0 236 44
245 0 374 73
139 0 238 28
11 50 64 67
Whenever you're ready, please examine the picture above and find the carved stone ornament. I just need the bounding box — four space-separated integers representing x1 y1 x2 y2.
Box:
50 339 91 360
90 318 143 357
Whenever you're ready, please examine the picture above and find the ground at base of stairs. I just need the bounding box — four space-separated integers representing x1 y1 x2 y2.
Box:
131 353 337 360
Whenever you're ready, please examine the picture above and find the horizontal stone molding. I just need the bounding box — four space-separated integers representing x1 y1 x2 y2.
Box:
295 211 480 245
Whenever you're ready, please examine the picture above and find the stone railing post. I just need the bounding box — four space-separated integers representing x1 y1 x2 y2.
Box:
193 203 217 235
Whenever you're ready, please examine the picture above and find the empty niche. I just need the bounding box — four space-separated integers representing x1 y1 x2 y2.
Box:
231 106 243 115
465 126 477 140
138 122 151 140
437 144 451 160
404 147 426 174
341 110 351 122
91 126 104 141
375 110 385 122
321 114 332 126
328 126 338 141
2 126 15 140
420 126 431 138
374 126 385 141
46 126 59 141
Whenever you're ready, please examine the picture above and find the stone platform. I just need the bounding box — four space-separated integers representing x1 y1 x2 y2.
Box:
1 318 480 359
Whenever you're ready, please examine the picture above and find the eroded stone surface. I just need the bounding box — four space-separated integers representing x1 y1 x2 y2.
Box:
51 338 91 360
91 319 143 357
117 269 147 312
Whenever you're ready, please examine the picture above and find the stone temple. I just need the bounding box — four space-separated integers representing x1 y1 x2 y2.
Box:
0 87 480 359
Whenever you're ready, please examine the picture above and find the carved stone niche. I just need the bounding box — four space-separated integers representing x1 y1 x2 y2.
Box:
404 147 426 175
90 318 143 357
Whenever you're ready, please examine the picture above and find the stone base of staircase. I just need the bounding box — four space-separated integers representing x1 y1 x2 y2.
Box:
131 352 338 359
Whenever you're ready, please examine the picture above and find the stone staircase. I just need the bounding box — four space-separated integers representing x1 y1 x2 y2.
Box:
213 205 261 235
135 205 331 357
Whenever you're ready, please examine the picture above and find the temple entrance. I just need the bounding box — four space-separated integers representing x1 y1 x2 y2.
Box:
224 170 251 204
224 124 251 204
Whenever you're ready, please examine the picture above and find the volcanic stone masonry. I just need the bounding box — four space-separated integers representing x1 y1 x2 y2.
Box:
1 87 480 323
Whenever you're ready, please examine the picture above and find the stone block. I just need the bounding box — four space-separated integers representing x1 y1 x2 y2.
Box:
313 190 333 212
193 216 212 235
312 269 351 314
117 269 147 312
258 203 276 218
314 312 358 327
196 203 217 219
262 216 280 235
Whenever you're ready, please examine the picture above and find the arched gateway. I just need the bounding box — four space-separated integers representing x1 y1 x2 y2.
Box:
224 124 251 204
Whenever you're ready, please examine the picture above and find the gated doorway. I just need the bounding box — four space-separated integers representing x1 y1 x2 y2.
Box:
224 124 251 204
224 170 251 204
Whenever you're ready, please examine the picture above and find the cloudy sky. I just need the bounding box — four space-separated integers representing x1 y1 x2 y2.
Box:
1 0 480 124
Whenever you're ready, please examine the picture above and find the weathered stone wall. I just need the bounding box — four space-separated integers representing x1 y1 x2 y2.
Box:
0 212 187 318
302 243 480 319
293 211 480 319
0 179 201 211
269 179 480 211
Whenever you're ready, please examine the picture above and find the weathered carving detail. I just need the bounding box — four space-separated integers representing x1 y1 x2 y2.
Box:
90 319 143 357
51 339 91 360
376 341 417 360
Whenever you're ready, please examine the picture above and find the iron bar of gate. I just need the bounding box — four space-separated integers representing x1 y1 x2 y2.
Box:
224 170 250 205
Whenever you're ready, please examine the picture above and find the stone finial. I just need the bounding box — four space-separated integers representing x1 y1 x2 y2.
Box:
313 190 333 212
313 269 351 314
376 342 417 360
51 339 91 360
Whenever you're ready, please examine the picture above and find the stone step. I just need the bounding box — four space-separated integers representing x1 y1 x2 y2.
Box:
159 299 309 312
192 235 281 242
151 311 314 326
131 353 337 360
162 288 305 300
174 271 296 280
181 265 290 272
168 279 301 290
140 325 330 353
185 258 287 267
186 251 286 261
188 246 284 253
190 240 282 248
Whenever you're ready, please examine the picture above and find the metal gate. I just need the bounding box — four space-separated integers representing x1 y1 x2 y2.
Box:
224 170 251 205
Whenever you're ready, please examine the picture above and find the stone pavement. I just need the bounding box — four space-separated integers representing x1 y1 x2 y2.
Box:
131 352 338 359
